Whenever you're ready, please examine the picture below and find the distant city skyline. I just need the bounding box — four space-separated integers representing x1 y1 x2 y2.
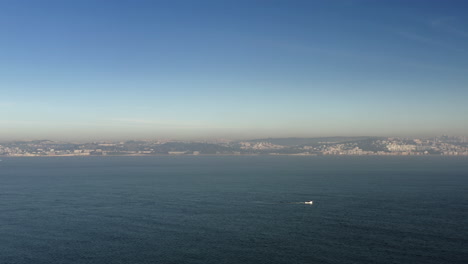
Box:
1 0 468 141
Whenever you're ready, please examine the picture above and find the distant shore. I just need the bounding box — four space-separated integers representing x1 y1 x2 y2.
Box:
2 153 467 158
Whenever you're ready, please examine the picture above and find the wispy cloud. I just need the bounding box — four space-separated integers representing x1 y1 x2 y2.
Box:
397 31 439 46
272 32 468 73
431 17 468 38
397 31 467 54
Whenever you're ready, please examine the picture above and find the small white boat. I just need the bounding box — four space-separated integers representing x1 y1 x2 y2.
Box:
304 201 313 205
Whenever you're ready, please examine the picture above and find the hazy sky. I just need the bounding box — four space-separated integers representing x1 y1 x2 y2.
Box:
1 0 468 141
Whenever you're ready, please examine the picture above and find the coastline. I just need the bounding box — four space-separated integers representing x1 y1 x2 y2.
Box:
2 153 467 158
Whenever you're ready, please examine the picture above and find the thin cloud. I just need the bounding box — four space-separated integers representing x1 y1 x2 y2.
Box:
397 31 467 54
431 17 468 38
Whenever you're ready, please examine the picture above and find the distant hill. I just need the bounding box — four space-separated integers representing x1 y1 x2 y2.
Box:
243 137 378 146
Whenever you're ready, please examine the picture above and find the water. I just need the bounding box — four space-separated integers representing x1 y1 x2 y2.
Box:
0 156 467 264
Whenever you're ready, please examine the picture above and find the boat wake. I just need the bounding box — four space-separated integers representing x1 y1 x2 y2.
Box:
278 201 314 205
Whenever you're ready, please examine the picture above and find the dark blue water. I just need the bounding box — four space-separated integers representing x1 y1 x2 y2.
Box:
0 156 467 264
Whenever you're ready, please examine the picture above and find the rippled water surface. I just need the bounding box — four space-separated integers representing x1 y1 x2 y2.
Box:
1 156 467 264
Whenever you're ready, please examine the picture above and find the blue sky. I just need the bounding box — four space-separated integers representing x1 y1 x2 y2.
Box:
1 0 468 140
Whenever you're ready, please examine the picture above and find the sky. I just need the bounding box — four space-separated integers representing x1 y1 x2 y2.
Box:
1 0 468 141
